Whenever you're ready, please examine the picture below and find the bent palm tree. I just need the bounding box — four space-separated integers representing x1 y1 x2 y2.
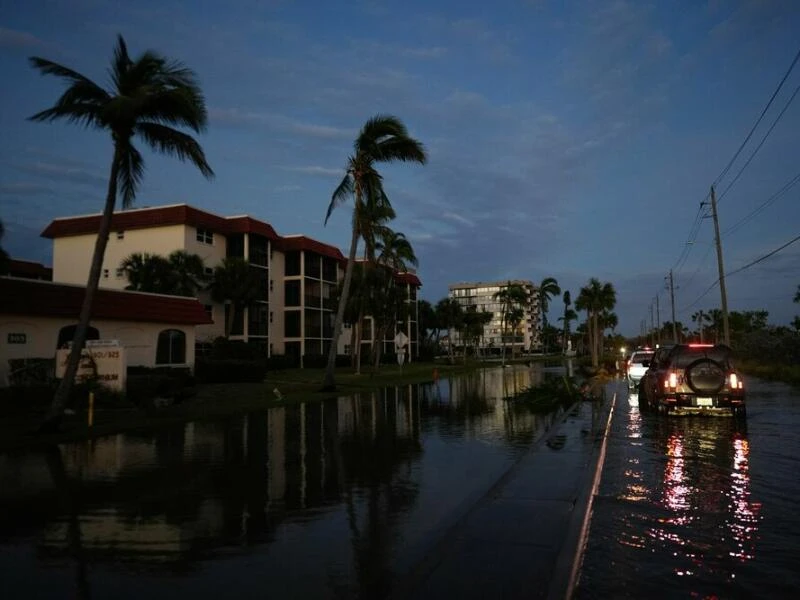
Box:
30 35 213 430
538 277 560 352
322 115 426 391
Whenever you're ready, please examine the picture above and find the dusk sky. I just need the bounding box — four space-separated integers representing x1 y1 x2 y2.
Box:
1 0 799 336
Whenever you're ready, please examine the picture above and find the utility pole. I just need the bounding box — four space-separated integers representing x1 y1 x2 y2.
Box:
710 185 731 345
655 295 661 344
668 269 677 343
649 303 655 346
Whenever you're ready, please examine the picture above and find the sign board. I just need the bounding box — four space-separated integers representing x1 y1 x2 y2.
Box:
394 331 409 349
7 333 26 344
56 340 126 392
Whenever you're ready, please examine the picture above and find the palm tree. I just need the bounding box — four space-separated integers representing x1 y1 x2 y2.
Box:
121 252 173 293
493 282 528 366
538 277 561 352
167 250 207 296
30 35 213 431
0 219 10 275
507 307 525 360
322 115 426 391
559 290 574 353
209 258 261 338
691 310 710 343
575 279 616 368
436 297 464 364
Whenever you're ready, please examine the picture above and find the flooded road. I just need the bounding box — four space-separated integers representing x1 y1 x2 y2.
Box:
0 366 561 600
578 378 800 598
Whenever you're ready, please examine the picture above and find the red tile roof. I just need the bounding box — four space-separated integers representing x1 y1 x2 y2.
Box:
277 235 347 264
225 216 280 241
0 277 213 325
8 258 53 281
395 272 422 287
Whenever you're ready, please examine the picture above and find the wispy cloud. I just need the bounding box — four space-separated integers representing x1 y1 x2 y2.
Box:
442 211 474 227
14 161 107 187
0 182 54 196
209 108 352 139
279 165 341 177
0 26 45 48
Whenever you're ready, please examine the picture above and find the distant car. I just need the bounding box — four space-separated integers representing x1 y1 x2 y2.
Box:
639 343 746 418
627 349 654 390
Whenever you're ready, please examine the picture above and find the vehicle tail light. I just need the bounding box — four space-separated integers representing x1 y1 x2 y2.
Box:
729 373 743 389
664 371 679 390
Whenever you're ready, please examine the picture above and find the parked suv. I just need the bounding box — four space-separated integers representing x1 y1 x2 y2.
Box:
626 348 654 390
639 344 745 418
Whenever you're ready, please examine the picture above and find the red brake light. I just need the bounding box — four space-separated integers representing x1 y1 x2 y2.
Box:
730 373 743 389
688 343 713 348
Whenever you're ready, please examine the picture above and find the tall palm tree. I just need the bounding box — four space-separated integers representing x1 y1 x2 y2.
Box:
575 279 616 368
538 277 561 352
322 115 426 391
30 35 213 431
559 290 574 353
0 219 10 275
493 282 528 366
209 258 261 338
507 307 525 360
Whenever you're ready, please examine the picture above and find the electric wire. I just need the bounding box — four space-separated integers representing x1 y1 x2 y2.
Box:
723 169 800 236
718 81 800 204
713 46 800 188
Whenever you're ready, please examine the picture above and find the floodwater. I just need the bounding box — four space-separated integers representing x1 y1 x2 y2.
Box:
578 378 800 598
0 365 562 600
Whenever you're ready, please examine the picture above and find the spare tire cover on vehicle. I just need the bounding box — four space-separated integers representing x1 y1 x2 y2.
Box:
685 358 726 394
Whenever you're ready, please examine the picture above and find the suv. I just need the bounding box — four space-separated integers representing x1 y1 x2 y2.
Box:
626 348 654 390
639 344 745 418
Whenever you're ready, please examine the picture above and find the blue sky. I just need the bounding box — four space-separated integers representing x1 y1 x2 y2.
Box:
1 0 799 335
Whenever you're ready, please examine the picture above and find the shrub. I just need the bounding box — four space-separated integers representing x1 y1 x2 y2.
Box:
266 354 298 370
195 358 267 383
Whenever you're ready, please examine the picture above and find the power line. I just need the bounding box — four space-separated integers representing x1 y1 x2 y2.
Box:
679 232 800 312
713 46 800 188
718 81 800 204
724 170 800 236
672 198 710 273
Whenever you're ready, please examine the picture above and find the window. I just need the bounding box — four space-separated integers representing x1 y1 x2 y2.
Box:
269 279 274 292
285 280 301 306
102 269 109 278
285 251 301 276
248 302 269 336
116 231 125 240
196 228 214 244
57 325 99 349
204 304 214 321
322 258 337 282
285 311 301 337
304 253 321 278
156 329 186 364
115 268 124 278
269 311 273 323
249 235 269 267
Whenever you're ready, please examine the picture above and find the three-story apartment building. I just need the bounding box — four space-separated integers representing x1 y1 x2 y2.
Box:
41 204 421 364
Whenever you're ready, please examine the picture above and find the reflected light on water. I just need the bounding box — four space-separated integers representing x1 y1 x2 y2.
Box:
727 435 762 561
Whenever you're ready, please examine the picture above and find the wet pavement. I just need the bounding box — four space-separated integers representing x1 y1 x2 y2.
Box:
392 392 614 600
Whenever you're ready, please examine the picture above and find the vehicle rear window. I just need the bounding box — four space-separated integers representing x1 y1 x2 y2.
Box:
630 352 654 364
670 347 732 369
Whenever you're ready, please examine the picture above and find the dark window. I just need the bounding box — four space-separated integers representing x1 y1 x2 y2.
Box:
227 234 244 258
304 280 321 308
322 282 335 310
304 253 321 279
322 258 337 282
305 309 322 338
116 231 125 240
250 266 269 301
285 251 301 276
156 329 186 364
204 304 214 321
196 228 214 245
305 339 322 355
323 312 334 338
57 325 100 349
285 280 301 306
285 341 301 363
249 235 269 267
285 310 301 337
248 302 269 336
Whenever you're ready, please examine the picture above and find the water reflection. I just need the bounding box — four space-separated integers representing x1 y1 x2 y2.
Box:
0 368 556 599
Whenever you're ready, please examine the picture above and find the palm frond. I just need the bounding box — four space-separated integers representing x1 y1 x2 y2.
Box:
135 122 214 178
116 141 144 208
28 103 105 128
356 114 407 151
372 137 427 164
138 87 207 132
110 34 132 91
325 171 353 225
29 57 102 88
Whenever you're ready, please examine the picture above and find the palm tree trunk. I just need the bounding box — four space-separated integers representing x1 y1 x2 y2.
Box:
355 310 364 374
42 149 119 432
323 218 360 391
225 304 235 338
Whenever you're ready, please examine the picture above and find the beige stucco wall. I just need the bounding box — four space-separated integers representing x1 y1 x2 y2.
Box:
0 315 197 386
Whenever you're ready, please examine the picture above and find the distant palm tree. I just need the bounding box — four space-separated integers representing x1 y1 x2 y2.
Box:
209 258 262 338
121 252 173 293
507 307 525 360
0 220 10 275
691 310 710 343
575 279 616 368
322 115 426 391
436 297 464 364
30 35 213 431
538 277 561 351
493 282 528 366
167 250 207 296
559 290 574 353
